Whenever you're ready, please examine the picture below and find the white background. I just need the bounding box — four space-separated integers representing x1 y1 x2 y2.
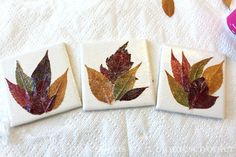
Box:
0 0 236 156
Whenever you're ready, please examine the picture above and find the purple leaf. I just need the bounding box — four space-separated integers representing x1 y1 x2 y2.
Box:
120 87 148 101
31 51 51 90
25 80 55 115
188 77 218 109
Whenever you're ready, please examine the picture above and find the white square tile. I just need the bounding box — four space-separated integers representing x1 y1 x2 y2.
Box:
81 40 155 111
0 43 81 126
156 45 226 119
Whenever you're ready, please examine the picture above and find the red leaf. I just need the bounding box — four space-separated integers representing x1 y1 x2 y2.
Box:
120 87 148 101
188 77 218 109
171 50 182 85
171 51 191 91
100 42 133 83
181 52 191 91
31 51 51 90
6 79 30 107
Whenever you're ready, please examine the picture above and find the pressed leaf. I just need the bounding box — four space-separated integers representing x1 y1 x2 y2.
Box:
120 87 148 101
171 51 191 91
31 51 51 89
171 50 182 85
113 63 141 100
15 61 34 92
188 77 218 109
223 0 232 9
86 65 113 104
48 69 68 109
6 79 30 107
100 42 133 83
27 79 55 114
203 61 224 94
166 71 189 107
181 52 191 76
181 52 191 91
189 57 212 82
162 0 175 17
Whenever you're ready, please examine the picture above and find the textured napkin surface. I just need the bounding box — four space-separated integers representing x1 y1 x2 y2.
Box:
0 0 236 156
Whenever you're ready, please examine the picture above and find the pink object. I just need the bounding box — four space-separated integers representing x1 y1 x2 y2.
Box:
227 9 236 35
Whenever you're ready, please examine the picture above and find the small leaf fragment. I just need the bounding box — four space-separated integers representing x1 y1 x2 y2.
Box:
120 87 148 101
188 77 218 109
16 61 34 92
31 51 51 89
189 57 212 82
48 69 68 109
162 0 175 17
113 63 141 100
223 0 232 9
86 65 114 104
6 79 30 107
203 61 224 94
166 71 189 107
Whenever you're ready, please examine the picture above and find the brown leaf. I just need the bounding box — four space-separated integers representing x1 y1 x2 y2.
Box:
100 42 133 83
6 79 30 107
48 69 68 109
203 61 224 94
188 77 218 109
162 0 175 17
120 87 148 101
223 0 232 9
86 65 114 104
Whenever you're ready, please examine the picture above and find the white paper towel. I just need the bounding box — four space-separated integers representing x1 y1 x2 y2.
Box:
0 0 236 156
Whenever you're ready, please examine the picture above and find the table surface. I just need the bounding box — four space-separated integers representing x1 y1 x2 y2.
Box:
0 0 236 156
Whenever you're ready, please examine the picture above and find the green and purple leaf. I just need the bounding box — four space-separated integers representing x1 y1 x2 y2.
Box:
189 57 212 82
15 61 35 92
120 87 148 101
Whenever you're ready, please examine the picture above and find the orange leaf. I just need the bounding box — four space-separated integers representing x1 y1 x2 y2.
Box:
48 69 68 109
223 0 232 9
203 61 224 94
162 0 175 17
85 65 114 104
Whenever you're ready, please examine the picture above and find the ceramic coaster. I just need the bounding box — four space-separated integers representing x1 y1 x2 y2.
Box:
81 40 155 111
156 45 226 119
0 43 81 126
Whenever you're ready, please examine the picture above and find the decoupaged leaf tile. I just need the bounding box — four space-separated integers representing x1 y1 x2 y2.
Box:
0 43 81 126
81 40 155 111
156 45 226 119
